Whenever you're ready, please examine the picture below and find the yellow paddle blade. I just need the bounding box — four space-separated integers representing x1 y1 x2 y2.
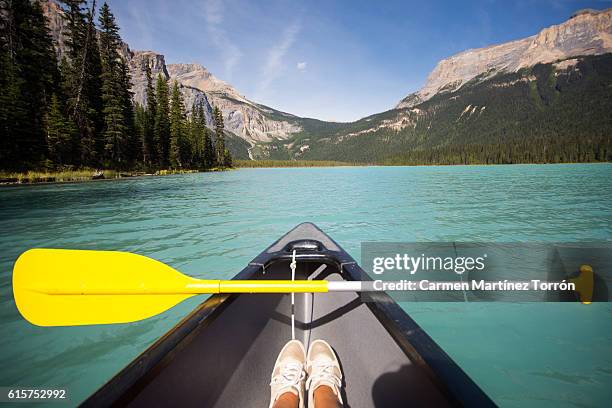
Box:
569 264 594 304
12 249 219 327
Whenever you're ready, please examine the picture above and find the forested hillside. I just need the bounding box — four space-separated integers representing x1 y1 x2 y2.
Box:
0 0 233 172
288 54 612 164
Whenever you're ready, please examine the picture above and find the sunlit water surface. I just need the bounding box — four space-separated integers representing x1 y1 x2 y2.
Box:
0 164 610 406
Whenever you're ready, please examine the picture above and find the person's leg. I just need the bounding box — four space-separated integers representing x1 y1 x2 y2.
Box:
272 391 300 408
269 340 306 408
306 340 344 408
313 385 342 408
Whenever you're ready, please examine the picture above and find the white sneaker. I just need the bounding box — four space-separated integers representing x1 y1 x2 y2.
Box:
306 340 343 408
269 340 306 408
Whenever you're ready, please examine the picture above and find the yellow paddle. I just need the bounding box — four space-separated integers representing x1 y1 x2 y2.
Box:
13 249 594 327
12 249 328 327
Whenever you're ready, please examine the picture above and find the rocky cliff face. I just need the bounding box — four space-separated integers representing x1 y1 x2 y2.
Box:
129 51 168 107
42 1 67 61
166 63 249 103
129 52 214 124
43 1 131 62
167 64 302 143
397 8 612 108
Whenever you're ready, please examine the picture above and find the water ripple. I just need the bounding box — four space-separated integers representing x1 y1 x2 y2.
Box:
0 164 610 404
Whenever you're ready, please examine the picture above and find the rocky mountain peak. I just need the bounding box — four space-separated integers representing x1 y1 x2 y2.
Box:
570 8 611 19
166 63 249 104
397 8 612 109
166 63 302 143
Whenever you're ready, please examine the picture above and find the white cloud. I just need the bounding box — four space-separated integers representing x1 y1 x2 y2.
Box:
296 61 307 71
204 0 223 24
258 21 301 93
202 0 242 80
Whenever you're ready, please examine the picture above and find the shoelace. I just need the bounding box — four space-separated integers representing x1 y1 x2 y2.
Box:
306 361 342 391
270 362 306 388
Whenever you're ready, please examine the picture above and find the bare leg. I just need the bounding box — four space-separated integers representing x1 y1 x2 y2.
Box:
272 391 299 408
313 385 342 408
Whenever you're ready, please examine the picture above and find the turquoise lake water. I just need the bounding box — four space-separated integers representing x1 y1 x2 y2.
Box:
0 164 610 406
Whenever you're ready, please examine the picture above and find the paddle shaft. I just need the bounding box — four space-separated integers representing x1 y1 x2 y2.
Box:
24 277 590 295
30 280 366 294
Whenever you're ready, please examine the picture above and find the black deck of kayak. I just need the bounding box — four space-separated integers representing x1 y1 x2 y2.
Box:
83 223 495 407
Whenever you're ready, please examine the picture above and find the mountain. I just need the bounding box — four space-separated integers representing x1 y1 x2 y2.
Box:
396 8 612 109
43 1 314 157
297 53 612 164
166 63 304 144
42 2 612 164
285 8 612 164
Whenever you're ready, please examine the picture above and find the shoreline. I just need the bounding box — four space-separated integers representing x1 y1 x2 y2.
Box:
234 160 357 168
235 160 610 169
2 161 608 186
0 168 226 187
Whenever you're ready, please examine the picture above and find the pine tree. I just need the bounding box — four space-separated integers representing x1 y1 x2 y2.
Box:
134 102 146 165
0 42 28 170
203 110 215 169
60 0 103 167
203 129 215 168
223 148 233 168
0 0 58 170
154 74 170 167
188 100 209 168
98 2 125 166
213 106 226 167
186 104 197 168
143 61 156 167
58 56 79 162
169 81 186 168
84 3 103 157
197 102 207 167
118 58 136 166
45 93 76 167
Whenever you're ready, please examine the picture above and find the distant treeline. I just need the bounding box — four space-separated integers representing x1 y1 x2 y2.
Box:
234 159 357 168
383 136 610 165
0 0 231 172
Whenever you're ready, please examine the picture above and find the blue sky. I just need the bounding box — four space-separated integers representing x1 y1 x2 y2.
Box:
106 0 612 122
